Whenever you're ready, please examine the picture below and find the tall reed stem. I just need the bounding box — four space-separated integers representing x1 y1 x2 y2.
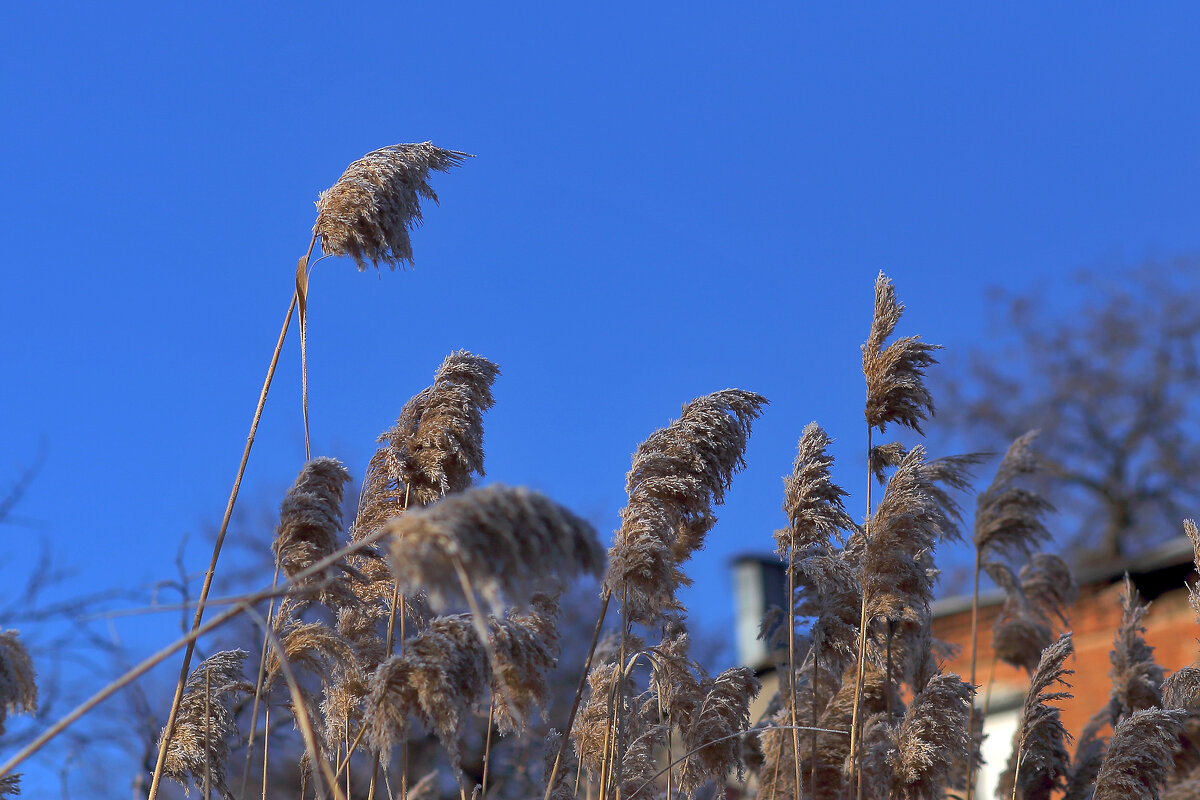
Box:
786 538 802 799
965 550 982 800
147 254 311 799
848 428 873 797
240 560 283 800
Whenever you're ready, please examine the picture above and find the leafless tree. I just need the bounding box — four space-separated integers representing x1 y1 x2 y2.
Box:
938 260 1200 563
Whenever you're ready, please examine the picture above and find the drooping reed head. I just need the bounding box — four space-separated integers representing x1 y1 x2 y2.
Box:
1094 708 1188 800
488 592 562 734
605 389 767 624
775 422 853 557
388 484 604 614
886 671 973 800
862 272 941 434
975 430 1054 562
314 142 470 270
366 615 489 770
0 630 36 737
272 457 352 608
1185 519 1200 621
158 650 251 800
676 667 761 795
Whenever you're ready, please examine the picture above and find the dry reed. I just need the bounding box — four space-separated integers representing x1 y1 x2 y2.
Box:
0 631 36 737
388 484 604 614
314 142 471 270
157 650 251 800
605 389 767 625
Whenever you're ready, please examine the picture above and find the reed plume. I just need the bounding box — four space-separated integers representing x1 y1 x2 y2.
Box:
356 351 500 521
1164 667 1200 712
388 484 604 614
1107 576 1164 725
157 650 251 800
365 614 488 769
862 271 941 435
0 775 18 798
1186 519 1200 621
974 431 1052 560
987 555 1076 675
314 142 470 270
1094 708 1187 800
488 592 562 734
606 389 767 625
777 423 853 556
885 671 973 800
675 667 760 794
1002 633 1074 800
272 457 354 612
861 445 966 634
0 631 36 736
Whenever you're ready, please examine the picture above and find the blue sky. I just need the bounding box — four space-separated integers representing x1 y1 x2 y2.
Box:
3 2 1200 791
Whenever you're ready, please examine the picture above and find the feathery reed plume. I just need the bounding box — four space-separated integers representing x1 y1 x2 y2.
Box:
1166 776 1200 800
366 614 488 770
273 457 353 611
862 271 941 435
571 660 633 776
158 650 251 800
862 446 966 633
974 431 1053 564
869 441 909 485
1185 519 1200 621
967 432 1051 800
1094 708 1187 800
987 555 1076 675
265 621 359 689
388 484 604 614
885 671 972 800
777 423 854 556
488 592 562 734
778 422 853 800
1020 554 1078 628
0 631 36 736
1164 667 1200 711
606 389 767 625
1107 576 1164 725
797 546 863 679
1002 633 1074 800
676 667 761 795
314 142 470 270
0 775 17 798
649 624 703 731
357 351 500 521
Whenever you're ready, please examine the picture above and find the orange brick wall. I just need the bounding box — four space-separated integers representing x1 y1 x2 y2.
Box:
932 580 1200 741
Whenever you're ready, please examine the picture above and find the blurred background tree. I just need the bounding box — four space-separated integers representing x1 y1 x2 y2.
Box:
938 261 1200 564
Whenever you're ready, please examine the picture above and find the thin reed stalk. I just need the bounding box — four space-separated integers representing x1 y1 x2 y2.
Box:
148 270 309 800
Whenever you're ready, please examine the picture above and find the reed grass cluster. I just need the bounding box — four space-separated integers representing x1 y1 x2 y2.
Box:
7 147 1200 800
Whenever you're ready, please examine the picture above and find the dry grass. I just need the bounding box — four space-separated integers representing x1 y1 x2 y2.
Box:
7 152 1200 800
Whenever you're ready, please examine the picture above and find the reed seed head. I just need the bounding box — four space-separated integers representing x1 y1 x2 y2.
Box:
862 272 941 434
1107 576 1164 725
775 422 852 557
388 484 604 614
158 650 251 800
315 142 470 270
0 630 36 736
974 430 1054 561
606 389 767 625
272 457 353 611
1095 708 1188 800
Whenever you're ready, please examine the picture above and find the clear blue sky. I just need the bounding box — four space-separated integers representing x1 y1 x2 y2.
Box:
3 2 1200 791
